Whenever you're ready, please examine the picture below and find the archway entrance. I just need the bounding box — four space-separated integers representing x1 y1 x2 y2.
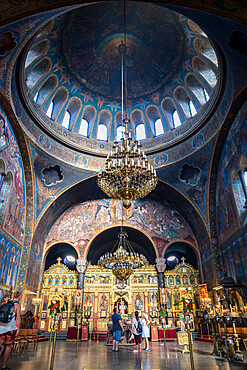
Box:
87 226 156 265
44 242 78 270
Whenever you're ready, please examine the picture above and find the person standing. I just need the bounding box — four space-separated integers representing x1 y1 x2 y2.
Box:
111 307 123 352
0 291 21 370
141 313 150 351
132 311 142 353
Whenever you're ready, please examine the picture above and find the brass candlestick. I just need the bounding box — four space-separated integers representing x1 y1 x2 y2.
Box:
230 314 244 362
185 320 195 370
162 323 167 358
209 316 219 356
50 322 58 370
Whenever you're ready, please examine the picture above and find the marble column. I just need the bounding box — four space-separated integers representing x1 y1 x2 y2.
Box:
76 258 88 290
76 258 88 308
155 258 166 307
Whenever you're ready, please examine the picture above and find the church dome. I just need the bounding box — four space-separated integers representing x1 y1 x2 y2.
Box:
21 1 221 155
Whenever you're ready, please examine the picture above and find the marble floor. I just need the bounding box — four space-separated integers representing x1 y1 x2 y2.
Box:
4 340 247 370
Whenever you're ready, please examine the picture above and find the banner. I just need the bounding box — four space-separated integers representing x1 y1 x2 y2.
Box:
199 283 208 303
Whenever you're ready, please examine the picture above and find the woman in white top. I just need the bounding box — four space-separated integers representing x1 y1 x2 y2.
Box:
131 311 142 352
141 312 150 351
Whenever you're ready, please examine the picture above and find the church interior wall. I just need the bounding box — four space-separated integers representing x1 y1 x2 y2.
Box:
216 101 247 285
0 0 246 316
44 198 198 260
0 107 25 301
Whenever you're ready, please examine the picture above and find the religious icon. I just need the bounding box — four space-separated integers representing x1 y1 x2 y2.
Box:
183 276 188 285
134 293 143 311
150 292 158 308
168 276 174 285
68 276 74 285
61 276 67 285
190 275 195 285
117 298 127 315
176 275 181 285
48 276 53 285
99 294 108 311
84 293 93 308
54 276 59 285
43 295 48 311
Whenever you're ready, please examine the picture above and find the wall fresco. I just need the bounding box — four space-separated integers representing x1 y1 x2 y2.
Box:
25 242 42 291
217 101 247 244
0 233 21 287
45 198 197 259
0 108 25 244
221 227 247 284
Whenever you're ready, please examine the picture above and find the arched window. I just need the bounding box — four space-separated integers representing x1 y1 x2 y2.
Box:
0 171 13 225
154 118 164 136
33 92 38 102
79 118 89 137
97 124 108 141
172 111 181 128
244 172 247 187
232 170 247 221
46 101 53 118
116 125 125 141
136 123 146 141
62 111 70 129
189 101 197 117
203 88 210 102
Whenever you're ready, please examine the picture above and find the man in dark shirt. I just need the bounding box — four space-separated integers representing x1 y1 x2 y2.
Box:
111 307 123 352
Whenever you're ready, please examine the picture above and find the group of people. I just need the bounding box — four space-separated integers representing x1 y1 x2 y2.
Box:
111 307 150 352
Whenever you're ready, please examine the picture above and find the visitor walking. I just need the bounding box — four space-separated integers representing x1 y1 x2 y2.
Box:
0 291 21 370
132 311 142 353
111 307 123 352
141 313 150 351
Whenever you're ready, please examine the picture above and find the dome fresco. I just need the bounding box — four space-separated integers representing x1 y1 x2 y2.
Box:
22 1 220 155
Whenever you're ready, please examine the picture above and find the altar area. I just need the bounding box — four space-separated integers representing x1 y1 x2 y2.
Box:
38 257 200 334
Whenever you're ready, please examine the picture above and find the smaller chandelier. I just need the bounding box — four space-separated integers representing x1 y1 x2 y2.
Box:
98 231 148 281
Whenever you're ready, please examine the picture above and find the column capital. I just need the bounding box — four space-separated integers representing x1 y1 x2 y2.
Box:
155 258 166 273
76 258 88 274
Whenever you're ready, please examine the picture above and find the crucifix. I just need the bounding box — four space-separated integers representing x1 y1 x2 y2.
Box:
181 256 186 264
57 257 62 264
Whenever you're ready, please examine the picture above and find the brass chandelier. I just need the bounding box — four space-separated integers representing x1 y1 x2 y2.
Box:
98 228 148 281
97 1 158 209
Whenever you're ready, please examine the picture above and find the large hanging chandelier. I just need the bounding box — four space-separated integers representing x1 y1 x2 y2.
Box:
98 227 148 281
97 1 158 209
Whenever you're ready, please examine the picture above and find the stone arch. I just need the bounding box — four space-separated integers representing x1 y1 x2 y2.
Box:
162 240 203 279
85 225 158 265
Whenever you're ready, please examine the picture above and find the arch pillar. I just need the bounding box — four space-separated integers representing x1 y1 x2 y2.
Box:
155 257 166 307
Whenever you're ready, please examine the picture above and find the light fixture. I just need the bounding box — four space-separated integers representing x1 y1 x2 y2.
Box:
97 0 158 209
98 201 148 281
65 256 75 263
167 256 176 262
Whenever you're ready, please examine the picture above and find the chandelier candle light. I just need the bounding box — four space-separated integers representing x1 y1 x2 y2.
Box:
97 1 157 209
98 230 148 281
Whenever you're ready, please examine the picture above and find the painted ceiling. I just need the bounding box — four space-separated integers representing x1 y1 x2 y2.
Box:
21 1 220 154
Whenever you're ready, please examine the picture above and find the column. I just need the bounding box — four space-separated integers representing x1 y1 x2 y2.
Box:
155 258 166 307
76 258 88 308
76 258 88 290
